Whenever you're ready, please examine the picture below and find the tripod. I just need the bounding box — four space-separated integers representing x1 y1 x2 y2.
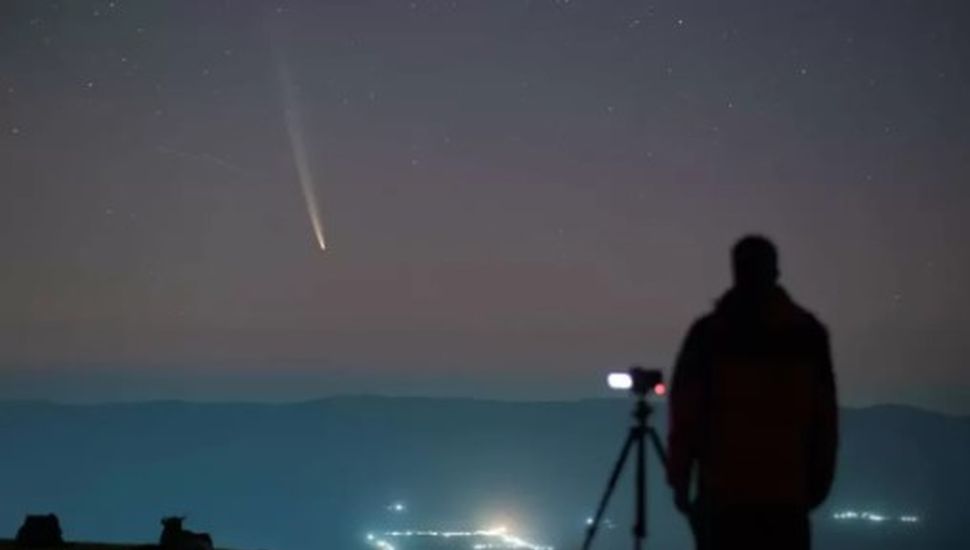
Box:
582 394 667 550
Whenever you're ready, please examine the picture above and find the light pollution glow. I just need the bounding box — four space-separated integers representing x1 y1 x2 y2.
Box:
277 54 327 251
365 526 553 550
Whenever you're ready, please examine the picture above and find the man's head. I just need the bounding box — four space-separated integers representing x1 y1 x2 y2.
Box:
731 235 779 290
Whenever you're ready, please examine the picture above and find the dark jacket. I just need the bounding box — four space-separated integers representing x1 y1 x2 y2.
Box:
667 285 838 511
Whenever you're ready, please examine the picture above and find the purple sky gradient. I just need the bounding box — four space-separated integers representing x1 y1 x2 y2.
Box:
1 1 968 412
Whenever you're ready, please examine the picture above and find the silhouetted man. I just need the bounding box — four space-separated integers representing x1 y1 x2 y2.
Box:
667 236 837 550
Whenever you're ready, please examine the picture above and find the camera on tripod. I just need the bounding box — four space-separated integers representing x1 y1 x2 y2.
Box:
607 366 666 397
583 366 668 550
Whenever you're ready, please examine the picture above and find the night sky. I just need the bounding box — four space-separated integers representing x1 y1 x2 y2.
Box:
1 1 968 413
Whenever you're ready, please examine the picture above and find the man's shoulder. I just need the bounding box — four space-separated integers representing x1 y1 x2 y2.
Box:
786 298 829 337
681 311 725 347
687 311 718 335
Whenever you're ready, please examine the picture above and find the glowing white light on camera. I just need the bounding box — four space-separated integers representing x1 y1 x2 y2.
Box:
387 502 406 513
607 373 632 390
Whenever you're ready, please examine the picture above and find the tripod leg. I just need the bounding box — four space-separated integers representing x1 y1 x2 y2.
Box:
647 427 668 467
635 428 645 550
582 429 637 550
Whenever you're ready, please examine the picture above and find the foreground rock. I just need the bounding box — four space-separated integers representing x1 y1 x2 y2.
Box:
15 515 63 548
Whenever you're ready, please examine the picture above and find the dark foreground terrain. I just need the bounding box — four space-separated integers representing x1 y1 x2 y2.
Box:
0 543 237 550
0 397 967 550
0 543 133 549
0 543 157 550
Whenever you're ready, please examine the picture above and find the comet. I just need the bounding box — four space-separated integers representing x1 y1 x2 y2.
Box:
277 54 327 251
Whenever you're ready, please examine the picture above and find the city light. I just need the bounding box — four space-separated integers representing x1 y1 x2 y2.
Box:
583 517 616 529
364 527 553 550
832 510 920 525
364 534 396 550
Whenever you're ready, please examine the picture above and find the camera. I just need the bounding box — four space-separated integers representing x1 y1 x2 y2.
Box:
607 366 665 396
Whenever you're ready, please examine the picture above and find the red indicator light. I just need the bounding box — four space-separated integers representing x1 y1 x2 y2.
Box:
653 383 667 396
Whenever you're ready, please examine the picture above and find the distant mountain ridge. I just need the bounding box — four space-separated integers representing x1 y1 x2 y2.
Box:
1 397 967 550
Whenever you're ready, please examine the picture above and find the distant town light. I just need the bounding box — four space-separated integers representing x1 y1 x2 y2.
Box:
832 509 920 525
899 515 920 523
584 516 616 529
364 534 395 550
366 527 552 550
